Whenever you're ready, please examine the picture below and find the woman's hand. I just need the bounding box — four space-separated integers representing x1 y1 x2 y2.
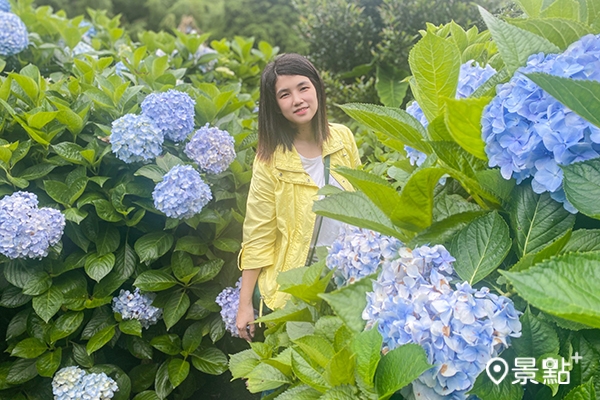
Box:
236 302 255 341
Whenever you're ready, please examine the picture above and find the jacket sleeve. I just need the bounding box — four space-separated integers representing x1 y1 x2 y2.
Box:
238 158 277 271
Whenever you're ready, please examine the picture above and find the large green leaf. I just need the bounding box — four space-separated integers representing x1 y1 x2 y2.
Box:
444 96 491 160
134 270 179 292
468 350 523 400
190 347 228 375
11 338 47 359
277 260 333 305
511 308 560 358
540 0 580 19
163 290 190 330
514 0 544 17
526 73 600 129
134 232 174 264
291 349 329 393
96 225 120 256
167 358 189 388
391 167 447 232
509 185 575 257
35 348 62 378
451 211 511 284
508 18 593 49
408 33 461 123
84 252 116 282
334 166 402 218
313 191 405 241
50 311 84 343
479 6 560 73
86 325 116 355
150 334 182 355
564 379 597 400
339 103 429 153
32 286 64 323
374 344 431 400
561 229 600 253
352 326 382 391
292 335 335 369
245 362 292 393
410 210 488 247
375 65 408 108
319 277 373 333
502 251 600 328
562 158 600 219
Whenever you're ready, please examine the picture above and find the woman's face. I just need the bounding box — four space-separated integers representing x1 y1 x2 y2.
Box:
274 74 318 130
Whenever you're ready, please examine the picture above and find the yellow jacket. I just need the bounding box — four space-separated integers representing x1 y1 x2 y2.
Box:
238 123 361 309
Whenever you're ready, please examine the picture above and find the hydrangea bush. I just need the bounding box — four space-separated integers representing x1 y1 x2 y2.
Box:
0 2 274 398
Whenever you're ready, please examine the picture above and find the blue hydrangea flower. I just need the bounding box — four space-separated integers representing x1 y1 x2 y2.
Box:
184 124 236 174
52 366 118 400
0 0 10 12
482 34 600 213
72 41 95 56
406 61 496 166
363 244 521 399
0 192 65 259
141 90 196 142
112 288 163 329
326 225 402 287
114 61 128 78
194 44 218 73
215 278 256 337
152 164 212 219
110 114 163 163
0 11 29 56
79 20 96 42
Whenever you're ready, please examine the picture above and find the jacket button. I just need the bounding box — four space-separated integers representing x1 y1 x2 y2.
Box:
279 173 282 176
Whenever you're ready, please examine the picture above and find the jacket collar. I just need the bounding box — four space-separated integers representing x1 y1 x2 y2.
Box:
273 134 344 173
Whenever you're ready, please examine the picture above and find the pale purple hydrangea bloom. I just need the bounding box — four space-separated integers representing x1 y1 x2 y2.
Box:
114 61 128 78
52 366 118 400
215 278 254 337
110 114 163 163
406 61 496 166
152 165 212 219
482 34 600 212
141 90 196 142
0 11 29 56
79 20 96 42
0 0 10 12
72 41 95 56
184 124 236 174
0 192 65 259
194 45 218 73
326 225 402 287
363 244 521 399
112 288 163 329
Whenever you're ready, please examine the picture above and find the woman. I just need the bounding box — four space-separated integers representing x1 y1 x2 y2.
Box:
236 53 360 341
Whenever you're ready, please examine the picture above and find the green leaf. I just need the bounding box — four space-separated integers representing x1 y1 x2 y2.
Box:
408 32 461 123
11 338 47 359
562 229 600 253
35 348 62 377
391 167 447 232
212 237 241 253
50 311 84 343
171 251 199 284
292 335 335 369
512 308 560 358
352 326 382 390
190 347 228 375
151 334 182 355
189 259 223 284
451 211 511 284
167 358 189 388
44 178 88 206
278 261 333 305
319 277 373 333
274 384 322 400
52 142 87 165
444 97 491 160
72 342 94 368
155 361 174 400
564 379 597 400
562 158 600 218
86 324 116 355
134 164 167 183
119 319 142 337
10 73 38 104
6 309 30 340
541 0 580 19
324 347 355 387
134 270 179 291
129 364 158 393
502 251 600 328
254 303 313 325
21 271 52 296
339 103 429 153
19 163 57 181
6 358 38 385
32 286 64 323
84 252 116 283
182 322 204 354
63 208 88 224
375 65 408 108
509 185 575 257
313 191 405 241
514 0 544 16
508 18 593 50
468 350 524 400
245 362 292 393
174 236 208 255
134 232 174 264
163 290 190 330
93 199 123 222
291 349 329 393
334 166 402 218
374 344 431 400
229 349 260 380
96 225 120 256
133 391 161 400
479 6 560 73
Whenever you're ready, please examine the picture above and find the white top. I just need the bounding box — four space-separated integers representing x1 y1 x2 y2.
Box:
298 153 345 249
